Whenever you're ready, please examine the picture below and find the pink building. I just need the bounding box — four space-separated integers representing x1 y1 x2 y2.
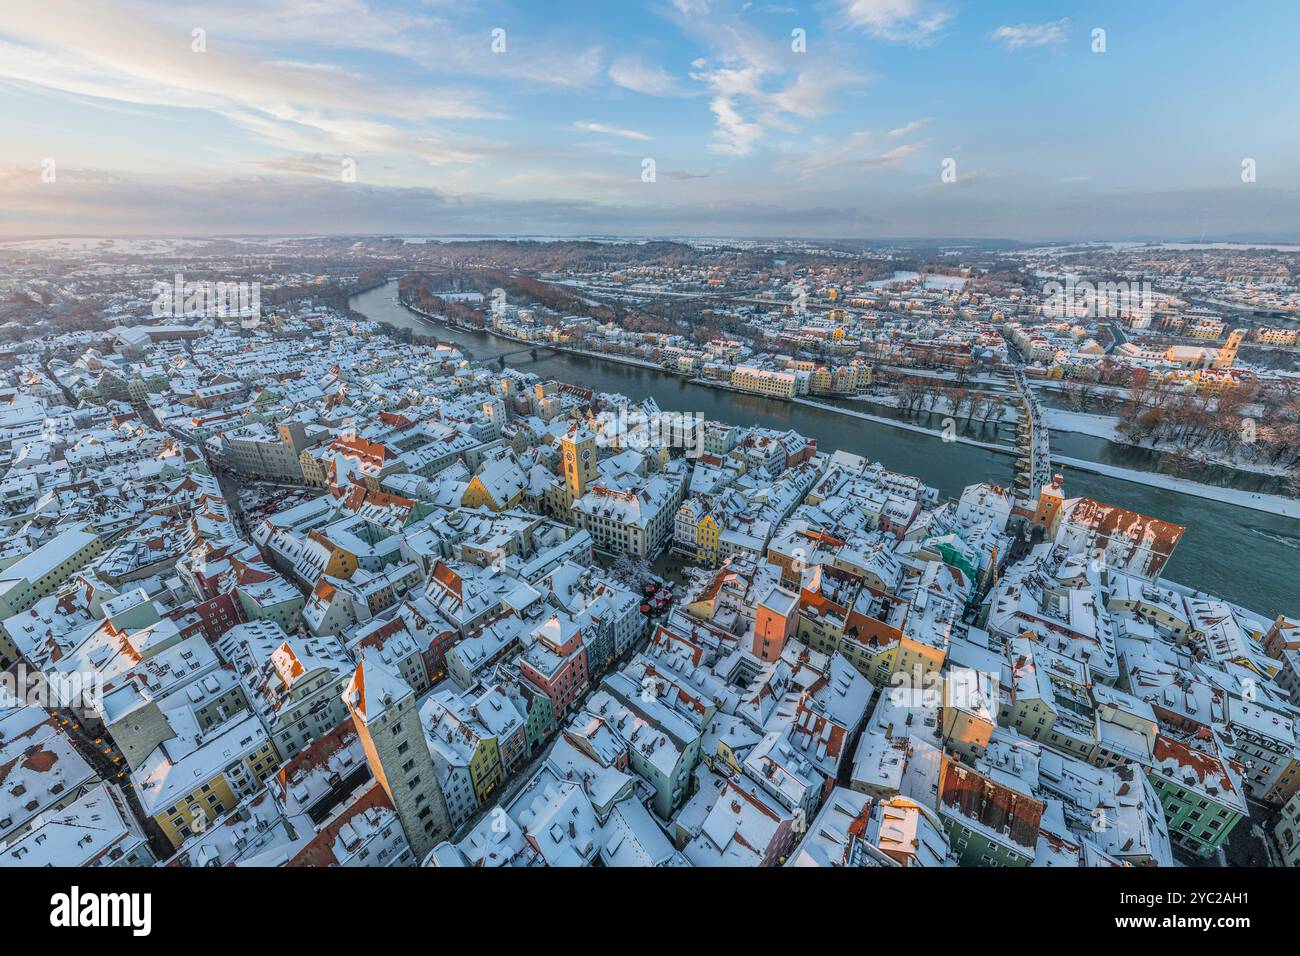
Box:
519 613 589 720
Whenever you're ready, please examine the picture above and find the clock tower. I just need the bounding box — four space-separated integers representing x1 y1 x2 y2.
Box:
561 426 599 503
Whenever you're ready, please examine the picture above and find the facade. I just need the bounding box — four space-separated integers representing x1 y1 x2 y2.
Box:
730 365 797 399
569 477 682 559
0 527 104 622
1146 731 1247 858
518 614 589 721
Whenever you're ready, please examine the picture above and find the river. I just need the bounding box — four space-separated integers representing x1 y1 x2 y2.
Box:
351 281 1299 618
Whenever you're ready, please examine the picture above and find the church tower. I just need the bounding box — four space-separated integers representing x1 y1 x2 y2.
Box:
1214 328 1245 369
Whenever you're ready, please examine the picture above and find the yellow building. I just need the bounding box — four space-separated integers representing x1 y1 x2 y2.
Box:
646 444 670 473
1256 327 1298 346
137 715 279 848
461 457 526 512
468 736 504 804
713 737 745 775
299 448 327 487
696 513 720 566
941 671 997 761
857 633 947 691
730 365 797 400
561 426 600 506
1192 368 1245 396
307 530 358 580
1213 329 1245 369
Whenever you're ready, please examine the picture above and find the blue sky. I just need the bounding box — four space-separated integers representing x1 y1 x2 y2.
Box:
1 0 1297 239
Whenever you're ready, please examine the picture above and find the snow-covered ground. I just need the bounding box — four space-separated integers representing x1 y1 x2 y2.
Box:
849 387 1294 484
1045 408 1121 441
1054 455 1300 520
1046 408 1294 479
847 392 1019 423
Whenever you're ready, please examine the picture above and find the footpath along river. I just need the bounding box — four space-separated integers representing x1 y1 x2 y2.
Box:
351 281 1300 617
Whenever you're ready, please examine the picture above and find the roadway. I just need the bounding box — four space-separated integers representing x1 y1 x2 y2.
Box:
1105 321 1128 354
52 707 176 860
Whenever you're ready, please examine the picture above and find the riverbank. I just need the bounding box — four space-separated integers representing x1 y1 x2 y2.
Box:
549 344 672 373
395 299 482 335
793 398 1014 455
1053 455 1300 520
1046 408 1295 480
398 294 683 374
801 397 1298 519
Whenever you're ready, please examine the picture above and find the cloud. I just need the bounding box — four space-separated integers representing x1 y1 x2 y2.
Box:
650 0 867 157
0 0 619 200
766 67 858 118
608 55 691 96
706 94 764 155
840 0 953 44
162 0 444 60
122 0 607 89
777 130 925 178
855 142 925 166
243 154 351 178
573 121 652 141
0 4 498 175
888 118 930 137
680 15 866 157
989 19 1072 50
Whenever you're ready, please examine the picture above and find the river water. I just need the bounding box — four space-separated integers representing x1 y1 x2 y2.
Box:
351 282 1299 618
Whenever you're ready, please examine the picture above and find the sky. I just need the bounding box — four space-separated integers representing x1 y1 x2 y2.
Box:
1 0 1298 241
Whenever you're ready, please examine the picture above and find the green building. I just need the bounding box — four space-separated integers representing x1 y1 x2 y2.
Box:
1147 731 1247 858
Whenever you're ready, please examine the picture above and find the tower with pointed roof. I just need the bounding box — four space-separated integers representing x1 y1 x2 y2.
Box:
342 655 451 862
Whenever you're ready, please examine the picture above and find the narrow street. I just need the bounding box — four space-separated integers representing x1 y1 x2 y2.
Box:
1106 321 1128 354
52 707 175 860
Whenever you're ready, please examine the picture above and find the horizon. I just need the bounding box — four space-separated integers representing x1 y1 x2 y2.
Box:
4 234 1300 248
